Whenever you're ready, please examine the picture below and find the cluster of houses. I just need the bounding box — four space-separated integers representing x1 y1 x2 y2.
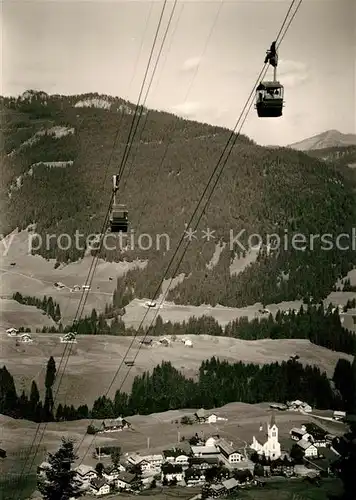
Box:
37 412 338 497
140 336 193 348
6 328 33 343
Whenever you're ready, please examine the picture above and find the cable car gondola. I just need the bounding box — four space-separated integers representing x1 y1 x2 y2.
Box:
255 41 284 118
109 175 129 233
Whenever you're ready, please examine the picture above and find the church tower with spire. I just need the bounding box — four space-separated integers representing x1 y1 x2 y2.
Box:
250 411 281 460
266 412 280 458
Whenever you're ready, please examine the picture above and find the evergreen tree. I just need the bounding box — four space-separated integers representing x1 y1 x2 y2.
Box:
37 438 81 500
45 357 56 389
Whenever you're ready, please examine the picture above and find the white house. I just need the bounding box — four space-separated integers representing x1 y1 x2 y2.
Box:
217 439 243 464
163 448 189 465
6 328 18 336
116 471 138 490
184 339 193 347
90 478 110 496
75 465 97 484
161 463 183 482
127 453 163 469
250 413 281 460
137 460 151 472
296 439 318 458
205 436 219 447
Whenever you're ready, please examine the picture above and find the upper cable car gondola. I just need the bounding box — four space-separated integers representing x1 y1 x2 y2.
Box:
109 175 128 233
256 41 284 118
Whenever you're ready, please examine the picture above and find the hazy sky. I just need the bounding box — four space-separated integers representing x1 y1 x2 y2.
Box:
2 0 355 146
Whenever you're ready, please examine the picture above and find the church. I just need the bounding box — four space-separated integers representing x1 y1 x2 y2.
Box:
250 413 281 460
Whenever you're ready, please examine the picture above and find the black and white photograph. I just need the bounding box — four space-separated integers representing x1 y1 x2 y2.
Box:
1 0 356 499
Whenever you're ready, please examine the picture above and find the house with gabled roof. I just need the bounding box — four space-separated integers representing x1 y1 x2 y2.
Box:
116 471 139 490
102 464 125 482
190 445 220 458
89 477 110 496
216 438 243 464
99 417 131 433
75 464 97 483
6 328 18 336
163 448 190 465
221 477 239 494
60 332 77 343
161 463 183 482
296 439 318 458
188 457 220 469
290 425 312 442
194 408 217 424
184 467 205 485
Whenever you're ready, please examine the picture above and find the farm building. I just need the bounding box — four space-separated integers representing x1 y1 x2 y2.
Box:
296 439 318 458
99 417 131 433
194 408 217 424
333 410 346 421
6 328 18 336
60 332 77 343
19 333 33 343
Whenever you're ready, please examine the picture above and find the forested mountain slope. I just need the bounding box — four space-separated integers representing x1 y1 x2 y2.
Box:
2 90 356 308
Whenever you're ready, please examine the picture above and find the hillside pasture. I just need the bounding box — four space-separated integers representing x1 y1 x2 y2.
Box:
0 333 352 407
0 298 56 329
0 229 147 323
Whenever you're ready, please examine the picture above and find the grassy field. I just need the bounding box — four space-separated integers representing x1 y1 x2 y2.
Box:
237 477 343 500
0 331 351 407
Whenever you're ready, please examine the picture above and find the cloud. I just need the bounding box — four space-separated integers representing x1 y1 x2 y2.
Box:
180 57 202 73
170 101 229 124
277 59 310 87
171 101 203 117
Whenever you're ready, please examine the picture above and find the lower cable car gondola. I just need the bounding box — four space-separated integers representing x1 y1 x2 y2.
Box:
110 204 128 233
255 41 284 118
109 175 129 233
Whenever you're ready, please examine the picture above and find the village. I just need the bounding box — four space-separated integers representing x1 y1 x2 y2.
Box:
37 407 346 499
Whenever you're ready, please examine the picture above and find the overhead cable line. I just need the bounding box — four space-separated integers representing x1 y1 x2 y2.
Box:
75 0 303 465
13 0 173 493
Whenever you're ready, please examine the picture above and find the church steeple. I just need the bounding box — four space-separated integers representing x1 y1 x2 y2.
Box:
270 411 276 427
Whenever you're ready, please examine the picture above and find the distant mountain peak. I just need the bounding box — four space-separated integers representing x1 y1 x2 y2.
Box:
288 130 356 151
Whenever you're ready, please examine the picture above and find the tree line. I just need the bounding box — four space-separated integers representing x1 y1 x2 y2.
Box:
0 357 88 422
2 355 355 423
35 300 356 356
12 292 61 323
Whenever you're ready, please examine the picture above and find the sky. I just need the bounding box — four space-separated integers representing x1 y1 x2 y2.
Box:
2 0 355 146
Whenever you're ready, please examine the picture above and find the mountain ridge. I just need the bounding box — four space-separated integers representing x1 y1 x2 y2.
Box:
2 90 356 310
288 129 356 151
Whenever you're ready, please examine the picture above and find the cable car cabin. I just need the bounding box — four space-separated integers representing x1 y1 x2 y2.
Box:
110 204 128 233
256 81 284 117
